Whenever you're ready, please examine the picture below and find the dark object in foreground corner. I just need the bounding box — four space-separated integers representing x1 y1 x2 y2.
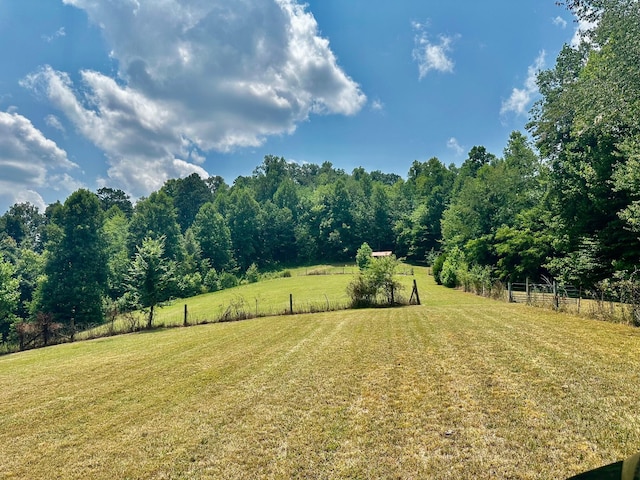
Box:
568 453 640 480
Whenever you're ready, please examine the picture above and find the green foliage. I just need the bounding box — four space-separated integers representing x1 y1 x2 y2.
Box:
127 236 173 329
97 187 133 218
191 203 233 272
346 274 378 307
0 203 45 252
528 0 640 284
355 242 373 270
128 191 184 261
259 202 297 265
14 248 43 320
177 272 204 298
161 173 213 232
0 254 19 342
347 255 403 307
432 253 446 285
219 272 240 290
245 263 260 284
38 189 108 330
226 189 262 271
203 269 220 292
440 246 466 288
103 207 131 299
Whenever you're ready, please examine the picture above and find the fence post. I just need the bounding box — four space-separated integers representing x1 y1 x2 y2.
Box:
184 304 188 327
578 287 581 314
526 278 530 304
290 294 293 315
413 279 421 305
391 284 395 306
553 282 559 311
508 282 513 303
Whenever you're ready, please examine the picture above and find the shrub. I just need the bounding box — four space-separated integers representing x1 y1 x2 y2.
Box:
347 255 404 307
178 272 203 298
245 263 260 284
204 269 220 292
432 253 446 285
440 246 466 288
219 272 239 290
346 274 378 307
355 242 373 270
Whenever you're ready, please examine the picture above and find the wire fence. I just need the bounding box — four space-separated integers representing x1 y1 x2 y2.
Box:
460 277 640 326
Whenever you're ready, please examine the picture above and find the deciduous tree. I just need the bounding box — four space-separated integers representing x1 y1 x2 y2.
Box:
38 189 108 332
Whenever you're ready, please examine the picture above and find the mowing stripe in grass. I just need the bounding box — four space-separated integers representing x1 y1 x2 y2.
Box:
1 279 640 479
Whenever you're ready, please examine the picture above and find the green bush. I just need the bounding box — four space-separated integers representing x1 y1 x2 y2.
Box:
346 274 378 307
177 272 203 298
204 269 220 292
432 253 446 285
347 255 404 307
245 263 260 284
219 272 239 290
355 242 373 270
440 246 466 289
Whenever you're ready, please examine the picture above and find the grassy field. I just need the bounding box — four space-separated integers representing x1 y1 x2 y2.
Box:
1 275 640 478
79 265 420 337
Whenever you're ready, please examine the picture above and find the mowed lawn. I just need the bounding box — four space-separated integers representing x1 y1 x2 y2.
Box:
1 277 640 479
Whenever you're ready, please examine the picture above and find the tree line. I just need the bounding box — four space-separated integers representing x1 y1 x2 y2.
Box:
433 0 640 303
1 0 639 347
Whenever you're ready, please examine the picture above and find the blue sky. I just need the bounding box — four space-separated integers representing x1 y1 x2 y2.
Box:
0 0 584 213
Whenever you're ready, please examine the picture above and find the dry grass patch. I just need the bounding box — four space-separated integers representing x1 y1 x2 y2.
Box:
1 278 640 478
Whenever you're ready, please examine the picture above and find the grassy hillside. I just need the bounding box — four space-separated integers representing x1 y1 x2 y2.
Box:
80 264 420 337
1 275 640 479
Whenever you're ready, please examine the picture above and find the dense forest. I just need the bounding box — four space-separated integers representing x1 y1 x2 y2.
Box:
1 0 639 345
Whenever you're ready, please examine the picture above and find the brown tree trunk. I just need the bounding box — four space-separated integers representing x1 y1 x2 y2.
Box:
147 304 154 329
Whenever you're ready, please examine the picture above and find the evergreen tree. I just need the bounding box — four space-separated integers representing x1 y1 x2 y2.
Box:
127 236 173 329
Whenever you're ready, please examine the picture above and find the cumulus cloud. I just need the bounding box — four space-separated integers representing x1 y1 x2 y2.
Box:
13 190 47 212
412 22 456 79
500 51 546 116
25 0 366 197
571 17 598 47
447 137 464 156
0 110 77 207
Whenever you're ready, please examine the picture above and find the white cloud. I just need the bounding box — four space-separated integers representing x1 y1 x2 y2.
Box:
13 190 46 212
0 110 77 207
25 0 365 198
501 51 546 116
412 23 456 79
553 16 568 29
571 17 598 47
42 27 66 43
45 114 65 133
447 137 464 156
370 98 384 112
